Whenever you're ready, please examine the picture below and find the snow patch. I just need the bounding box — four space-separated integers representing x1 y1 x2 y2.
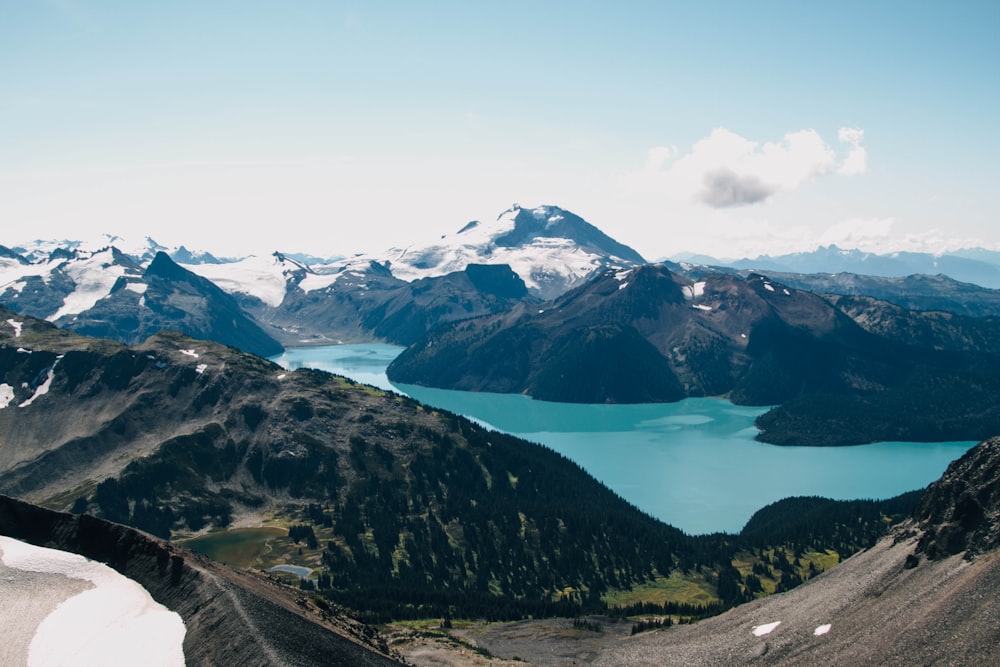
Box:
6 318 23 337
50 248 129 320
0 536 186 667
19 357 59 407
17 347 31 354
298 272 341 293
752 621 781 636
691 304 713 311
10 280 26 293
783 288 791 296
763 282 775 292
185 254 294 307
179 349 199 358
276 373 286 380
682 281 706 300
126 282 148 295
195 364 207 374
814 623 832 636
0 383 14 408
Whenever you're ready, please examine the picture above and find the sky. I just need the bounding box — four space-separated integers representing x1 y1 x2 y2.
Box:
2 1 999 261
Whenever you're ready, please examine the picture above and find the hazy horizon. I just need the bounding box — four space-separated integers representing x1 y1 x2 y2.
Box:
3 2 998 260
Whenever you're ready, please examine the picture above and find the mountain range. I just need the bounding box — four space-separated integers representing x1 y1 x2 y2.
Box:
388 264 1000 444
674 244 1000 289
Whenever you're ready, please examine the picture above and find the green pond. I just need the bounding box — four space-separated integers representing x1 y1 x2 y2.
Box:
182 527 286 567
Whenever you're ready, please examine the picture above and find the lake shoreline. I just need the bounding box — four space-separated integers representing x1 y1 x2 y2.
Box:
271 344 976 535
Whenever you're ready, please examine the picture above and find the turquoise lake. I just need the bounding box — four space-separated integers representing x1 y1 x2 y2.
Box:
271 344 976 535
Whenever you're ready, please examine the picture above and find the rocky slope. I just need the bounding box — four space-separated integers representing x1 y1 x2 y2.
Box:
588 437 1000 666
0 494 401 666
402 439 1000 666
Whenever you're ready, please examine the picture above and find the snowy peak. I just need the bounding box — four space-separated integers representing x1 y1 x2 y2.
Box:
386 203 646 299
494 204 645 263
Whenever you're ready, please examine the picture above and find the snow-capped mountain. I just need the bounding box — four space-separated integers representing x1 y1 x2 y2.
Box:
0 245 281 357
0 246 146 321
383 204 646 299
11 234 230 267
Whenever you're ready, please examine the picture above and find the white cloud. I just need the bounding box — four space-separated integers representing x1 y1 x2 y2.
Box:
837 127 868 176
623 127 868 208
818 216 895 249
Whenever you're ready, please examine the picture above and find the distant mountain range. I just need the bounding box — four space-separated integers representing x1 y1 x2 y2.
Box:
673 244 1000 289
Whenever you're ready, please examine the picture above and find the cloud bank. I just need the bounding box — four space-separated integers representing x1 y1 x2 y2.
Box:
626 127 868 208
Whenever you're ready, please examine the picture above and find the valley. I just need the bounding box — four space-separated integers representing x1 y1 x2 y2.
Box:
2 204 1000 664
275 343 975 534
0 309 919 625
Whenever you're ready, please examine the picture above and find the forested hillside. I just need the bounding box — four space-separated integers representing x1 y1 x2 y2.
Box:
0 308 921 621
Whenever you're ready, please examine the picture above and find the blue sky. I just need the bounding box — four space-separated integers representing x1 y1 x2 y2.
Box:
2 1 998 259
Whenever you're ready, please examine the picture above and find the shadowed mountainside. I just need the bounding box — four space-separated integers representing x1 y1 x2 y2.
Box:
387 264 1000 444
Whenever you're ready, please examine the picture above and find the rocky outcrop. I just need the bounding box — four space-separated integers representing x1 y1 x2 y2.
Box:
912 436 1000 560
0 494 400 666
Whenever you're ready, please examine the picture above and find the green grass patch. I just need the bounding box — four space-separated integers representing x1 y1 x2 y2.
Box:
804 549 839 571
603 571 716 609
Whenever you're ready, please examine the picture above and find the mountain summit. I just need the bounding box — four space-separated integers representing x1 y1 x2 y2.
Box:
384 204 646 299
